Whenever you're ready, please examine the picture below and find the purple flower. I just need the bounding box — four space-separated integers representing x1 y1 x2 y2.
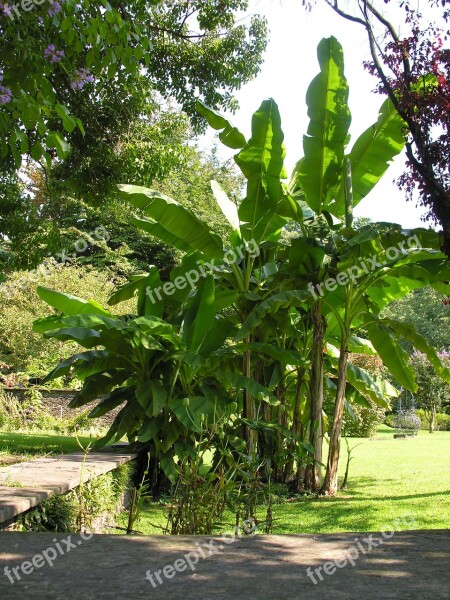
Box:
38 16 43 24
70 68 94 90
47 0 62 17
0 2 12 17
0 85 12 105
44 44 64 63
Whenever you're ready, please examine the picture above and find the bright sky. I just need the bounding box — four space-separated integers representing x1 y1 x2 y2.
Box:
205 0 432 229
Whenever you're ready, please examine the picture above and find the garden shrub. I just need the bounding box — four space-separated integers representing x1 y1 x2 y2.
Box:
0 264 134 384
341 403 387 437
19 464 132 533
416 409 450 431
0 385 102 434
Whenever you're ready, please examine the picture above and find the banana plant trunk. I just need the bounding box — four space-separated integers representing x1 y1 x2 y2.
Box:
321 339 349 495
304 301 325 491
243 345 257 455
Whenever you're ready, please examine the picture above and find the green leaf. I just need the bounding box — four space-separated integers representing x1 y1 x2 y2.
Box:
379 318 450 383
366 320 416 391
210 180 240 231
169 396 219 431
70 373 126 407
118 185 224 258
196 101 246 149
345 362 397 408
149 381 167 416
236 98 287 243
334 99 406 215
182 276 216 354
21 107 40 130
136 381 152 412
88 386 131 418
137 416 163 443
137 267 163 318
44 327 101 348
37 287 111 316
159 451 180 483
236 342 307 367
294 36 351 215
46 132 70 159
41 350 111 383
237 290 311 340
108 274 149 306
221 373 279 405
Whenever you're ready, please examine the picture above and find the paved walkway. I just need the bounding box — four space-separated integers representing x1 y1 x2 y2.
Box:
0 530 448 599
0 450 136 525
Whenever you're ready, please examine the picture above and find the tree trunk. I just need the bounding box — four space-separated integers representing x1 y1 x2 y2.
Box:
429 406 436 433
243 346 257 455
284 369 305 487
321 344 349 496
304 301 325 491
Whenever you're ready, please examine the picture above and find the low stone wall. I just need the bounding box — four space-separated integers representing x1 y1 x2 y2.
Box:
5 388 123 427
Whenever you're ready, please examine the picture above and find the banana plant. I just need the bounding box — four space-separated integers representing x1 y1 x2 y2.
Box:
118 97 303 457
284 36 408 490
32 280 239 483
320 222 450 494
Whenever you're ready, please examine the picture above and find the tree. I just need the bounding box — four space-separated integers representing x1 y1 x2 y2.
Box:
382 287 450 352
410 351 450 432
0 105 242 274
0 0 267 167
309 0 450 258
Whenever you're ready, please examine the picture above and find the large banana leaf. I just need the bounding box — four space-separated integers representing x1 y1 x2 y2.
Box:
182 276 217 354
37 287 111 317
118 185 224 259
334 99 406 215
196 101 247 149
345 362 397 408
365 320 417 390
235 99 287 243
210 180 240 232
294 36 351 215
378 318 450 383
107 274 149 307
237 290 311 340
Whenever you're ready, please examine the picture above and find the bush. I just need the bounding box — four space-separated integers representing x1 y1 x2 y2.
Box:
385 410 450 431
341 403 386 437
0 264 135 384
0 385 102 434
416 409 450 431
19 464 132 533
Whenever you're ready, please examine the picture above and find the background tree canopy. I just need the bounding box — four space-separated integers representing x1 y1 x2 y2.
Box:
0 0 267 167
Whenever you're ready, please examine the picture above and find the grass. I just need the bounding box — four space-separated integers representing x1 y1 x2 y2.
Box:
0 431 97 465
124 426 450 535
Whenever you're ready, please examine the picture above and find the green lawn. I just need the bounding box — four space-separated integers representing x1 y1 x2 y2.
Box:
125 426 450 535
0 431 97 465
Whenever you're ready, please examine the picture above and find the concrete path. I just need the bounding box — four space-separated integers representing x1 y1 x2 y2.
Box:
0 530 448 599
0 450 136 525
